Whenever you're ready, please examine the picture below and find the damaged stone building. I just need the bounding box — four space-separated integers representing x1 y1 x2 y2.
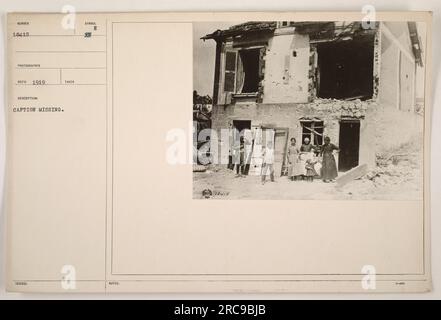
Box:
202 21 424 176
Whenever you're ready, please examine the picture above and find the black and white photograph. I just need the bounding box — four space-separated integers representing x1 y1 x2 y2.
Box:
193 20 426 200
1 5 437 298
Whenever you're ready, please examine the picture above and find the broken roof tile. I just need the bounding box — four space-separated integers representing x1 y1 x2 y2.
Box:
202 21 378 41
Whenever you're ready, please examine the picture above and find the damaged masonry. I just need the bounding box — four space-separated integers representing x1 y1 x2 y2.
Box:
194 21 425 199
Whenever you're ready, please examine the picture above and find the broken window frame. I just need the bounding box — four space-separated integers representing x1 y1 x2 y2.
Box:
237 47 262 95
313 35 376 101
300 119 324 146
222 44 266 99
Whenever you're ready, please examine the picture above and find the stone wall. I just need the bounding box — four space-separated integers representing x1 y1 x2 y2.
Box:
211 99 379 167
262 32 310 103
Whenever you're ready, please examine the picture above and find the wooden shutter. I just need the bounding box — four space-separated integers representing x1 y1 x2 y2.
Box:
257 47 266 102
258 47 266 80
224 51 237 92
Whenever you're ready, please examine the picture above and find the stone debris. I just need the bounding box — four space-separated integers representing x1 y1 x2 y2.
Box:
305 98 376 119
365 162 417 187
337 135 422 199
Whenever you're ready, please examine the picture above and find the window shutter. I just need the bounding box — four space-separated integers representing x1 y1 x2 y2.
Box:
258 47 266 79
257 47 266 102
224 51 237 92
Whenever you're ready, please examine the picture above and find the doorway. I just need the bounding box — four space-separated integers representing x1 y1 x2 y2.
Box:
232 120 251 134
231 120 252 174
338 120 360 172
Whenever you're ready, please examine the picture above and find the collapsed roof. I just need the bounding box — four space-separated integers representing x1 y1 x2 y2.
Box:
202 21 423 66
202 21 378 42
407 22 423 66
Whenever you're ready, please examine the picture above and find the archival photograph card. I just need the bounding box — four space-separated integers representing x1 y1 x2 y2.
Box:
5 11 432 293
193 20 426 201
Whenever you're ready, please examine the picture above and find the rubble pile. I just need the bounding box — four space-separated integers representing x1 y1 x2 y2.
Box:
365 159 419 187
370 103 423 156
337 132 422 199
366 139 422 186
368 137 421 187
308 98 376 119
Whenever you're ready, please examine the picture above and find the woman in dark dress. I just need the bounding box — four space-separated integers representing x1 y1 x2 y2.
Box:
320 136 339 182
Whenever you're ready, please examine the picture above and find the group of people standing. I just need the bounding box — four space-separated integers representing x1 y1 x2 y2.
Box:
287 136 339 183
229 134 339 184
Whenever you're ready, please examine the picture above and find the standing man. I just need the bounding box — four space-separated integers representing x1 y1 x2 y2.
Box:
233 136 245 177
261 139 275 184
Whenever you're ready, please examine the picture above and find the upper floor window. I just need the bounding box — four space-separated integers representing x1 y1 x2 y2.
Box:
223 47 264 95
316 36 375 100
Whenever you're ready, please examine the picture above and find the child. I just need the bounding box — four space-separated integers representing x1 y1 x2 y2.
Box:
305 158 318 182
